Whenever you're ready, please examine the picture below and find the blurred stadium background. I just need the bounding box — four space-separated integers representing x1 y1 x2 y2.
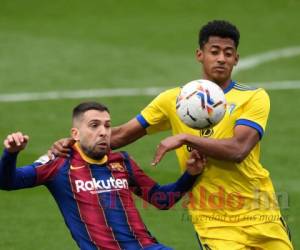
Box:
0 0 299 249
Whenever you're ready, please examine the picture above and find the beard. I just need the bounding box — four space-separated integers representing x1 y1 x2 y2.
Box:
80 144 107 160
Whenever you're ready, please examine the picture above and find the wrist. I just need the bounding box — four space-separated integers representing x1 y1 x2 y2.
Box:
186 168 202 176
184 170 200 177
4 149 19 156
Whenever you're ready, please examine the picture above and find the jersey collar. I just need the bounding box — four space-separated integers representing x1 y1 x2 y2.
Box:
223 80 236 94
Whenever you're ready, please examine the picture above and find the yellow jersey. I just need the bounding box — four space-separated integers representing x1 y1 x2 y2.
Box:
136 81 281 228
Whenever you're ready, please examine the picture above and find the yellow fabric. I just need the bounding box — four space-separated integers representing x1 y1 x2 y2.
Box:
140 82 281 228
196 221 293 250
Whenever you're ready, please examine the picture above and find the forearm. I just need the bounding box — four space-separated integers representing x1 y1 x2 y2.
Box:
0 150 36 190
0 150 18 189
181 134 247 162
110 126 132 149
148 171 199 209
111 120 146 149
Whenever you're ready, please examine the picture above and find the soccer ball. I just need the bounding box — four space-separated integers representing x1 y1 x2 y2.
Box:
176 79 227 129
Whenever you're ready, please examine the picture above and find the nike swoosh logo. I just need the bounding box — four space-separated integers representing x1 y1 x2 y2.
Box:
70 165 86 170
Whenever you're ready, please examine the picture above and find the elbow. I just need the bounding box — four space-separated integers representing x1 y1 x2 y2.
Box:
231 150 249 163
0 178 16 191
150 195 177 210
233 156 244 163
163 203 176 210
154 203 173 210
158 207 171 210
149 189 182 209
0 184 14 191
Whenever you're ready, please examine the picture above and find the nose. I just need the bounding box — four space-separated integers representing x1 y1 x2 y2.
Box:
98 125 108 138
217 52 225 64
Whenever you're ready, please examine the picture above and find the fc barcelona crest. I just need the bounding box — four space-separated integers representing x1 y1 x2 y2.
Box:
109 162 125 172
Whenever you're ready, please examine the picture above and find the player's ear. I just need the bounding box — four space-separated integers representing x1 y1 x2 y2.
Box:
71 127 80 141
234 53 239 66
196 48 203 62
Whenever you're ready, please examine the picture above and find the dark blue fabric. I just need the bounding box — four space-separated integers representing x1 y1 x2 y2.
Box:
235 119 264 139
0 150 37 190
136 114 150 128
223 80 236 94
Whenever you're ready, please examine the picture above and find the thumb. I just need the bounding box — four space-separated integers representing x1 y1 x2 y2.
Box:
186 158 196 166
23 135 29 142
190 150 200 159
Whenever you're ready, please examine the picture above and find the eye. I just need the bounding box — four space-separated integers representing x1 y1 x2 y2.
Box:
89 122 99 129
211 50 219 55
224 49 235 57
105 123 111 128
225 51 233 57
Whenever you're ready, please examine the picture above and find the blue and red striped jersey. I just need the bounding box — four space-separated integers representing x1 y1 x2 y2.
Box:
0 144 199 250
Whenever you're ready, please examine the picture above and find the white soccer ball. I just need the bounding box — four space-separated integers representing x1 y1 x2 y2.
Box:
176 79 227 129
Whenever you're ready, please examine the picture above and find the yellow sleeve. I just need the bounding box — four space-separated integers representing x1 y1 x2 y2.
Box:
235 89 270 139
136 89 178 134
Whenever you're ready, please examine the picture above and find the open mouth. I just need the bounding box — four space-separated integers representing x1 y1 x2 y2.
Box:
96 142 108 149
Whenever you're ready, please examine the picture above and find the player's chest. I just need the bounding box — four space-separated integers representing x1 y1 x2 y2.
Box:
170 94 246 139
72 163 129 190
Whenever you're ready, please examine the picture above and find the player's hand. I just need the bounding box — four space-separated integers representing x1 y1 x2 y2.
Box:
4 132 29 153
152 134 186 166
47 138 75 159
186 150 206 176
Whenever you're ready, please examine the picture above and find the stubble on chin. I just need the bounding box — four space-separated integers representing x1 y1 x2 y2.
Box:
81 145 106 160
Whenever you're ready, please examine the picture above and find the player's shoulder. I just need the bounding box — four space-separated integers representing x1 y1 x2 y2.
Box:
233 82 258 91
232 82 269 99
34 154 52 165
156 86 181 99
107 151 131 162
34 154 65 167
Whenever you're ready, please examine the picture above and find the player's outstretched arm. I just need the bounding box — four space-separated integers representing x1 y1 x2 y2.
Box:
152 125 260 165
0 132 37 190
130 150 205 209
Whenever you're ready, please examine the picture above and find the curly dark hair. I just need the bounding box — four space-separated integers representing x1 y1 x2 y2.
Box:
198 20 240 49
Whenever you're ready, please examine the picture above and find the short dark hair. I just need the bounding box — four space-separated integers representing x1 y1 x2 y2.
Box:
199 20 240 49
72 101 110 120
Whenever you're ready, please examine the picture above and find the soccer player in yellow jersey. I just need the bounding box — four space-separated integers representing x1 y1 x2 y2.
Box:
111 20 294 250
51 20 293 249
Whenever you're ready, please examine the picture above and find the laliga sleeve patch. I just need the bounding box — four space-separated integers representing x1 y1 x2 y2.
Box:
34 154 52 165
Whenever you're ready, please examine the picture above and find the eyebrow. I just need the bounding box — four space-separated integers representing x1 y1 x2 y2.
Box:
88 119 111 123
210 44 235 50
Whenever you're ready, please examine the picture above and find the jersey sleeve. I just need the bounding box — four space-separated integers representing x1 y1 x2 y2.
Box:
136 89 177 134
235 89 270 139
0 150 37 190
34 155 66 185
126 154 198 210
0 150 65 190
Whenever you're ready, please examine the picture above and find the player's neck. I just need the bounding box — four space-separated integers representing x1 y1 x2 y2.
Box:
218 79 233 90
74 142 108 165
203 77 233 90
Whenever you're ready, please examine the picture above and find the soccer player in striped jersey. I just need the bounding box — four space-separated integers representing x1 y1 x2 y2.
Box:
0 101 205 250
